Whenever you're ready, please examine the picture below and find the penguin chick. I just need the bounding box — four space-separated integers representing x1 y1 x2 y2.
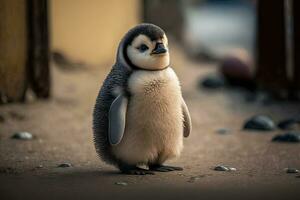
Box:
93 23 191 175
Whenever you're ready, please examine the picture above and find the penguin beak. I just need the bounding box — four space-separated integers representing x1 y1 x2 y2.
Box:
151 43 167 55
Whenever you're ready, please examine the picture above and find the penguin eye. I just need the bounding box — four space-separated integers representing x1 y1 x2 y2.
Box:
137 44 149 52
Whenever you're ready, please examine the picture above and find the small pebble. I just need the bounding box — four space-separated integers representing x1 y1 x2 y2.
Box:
11 132 33 140
200 75 225 89
216 128 231 134
214 165 229 171
243 115 275 131
272 132 300 143
214 165 236 172
115 182 128 186
277 118 300 130
285 168 299 173
57 163 72 168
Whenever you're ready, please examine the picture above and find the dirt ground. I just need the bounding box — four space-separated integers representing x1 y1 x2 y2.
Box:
0 47 300 200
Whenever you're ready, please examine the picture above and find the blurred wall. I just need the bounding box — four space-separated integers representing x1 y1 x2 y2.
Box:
50 0 140 66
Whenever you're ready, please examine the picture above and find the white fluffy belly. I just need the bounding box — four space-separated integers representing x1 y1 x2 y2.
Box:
112 68 184 165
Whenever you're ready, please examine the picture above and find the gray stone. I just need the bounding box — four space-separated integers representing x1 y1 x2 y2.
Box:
11 132 33 140
285 168 299 174
243 115 275 131
214 165 229 171
214 165 236 172
200 75 225 89
272 132 300 143
57 163 72 168
115 182 128 186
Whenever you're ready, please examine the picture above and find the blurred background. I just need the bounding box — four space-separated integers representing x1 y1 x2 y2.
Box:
1 0 299 102
1 0 300 199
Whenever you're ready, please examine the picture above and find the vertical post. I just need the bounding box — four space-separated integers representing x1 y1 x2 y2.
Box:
0 0 27 103
293 0 300 89
27 0 50 98
256 0 289 92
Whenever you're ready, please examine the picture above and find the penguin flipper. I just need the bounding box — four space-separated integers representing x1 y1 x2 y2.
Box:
108 93 128 145
182 98 192 137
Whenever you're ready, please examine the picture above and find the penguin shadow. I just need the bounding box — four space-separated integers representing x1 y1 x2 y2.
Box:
52 168 128 180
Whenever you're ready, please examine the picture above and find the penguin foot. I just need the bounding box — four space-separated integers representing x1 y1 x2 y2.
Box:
121 167 155 175
149 165 183 172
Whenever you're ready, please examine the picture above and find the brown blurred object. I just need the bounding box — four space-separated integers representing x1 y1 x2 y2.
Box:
0 0 50 103
143 0 184 42
0 0 27 103
293 0 300 91
220 49 253 83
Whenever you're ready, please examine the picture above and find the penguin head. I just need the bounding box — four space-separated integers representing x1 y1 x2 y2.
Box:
118 24 170 70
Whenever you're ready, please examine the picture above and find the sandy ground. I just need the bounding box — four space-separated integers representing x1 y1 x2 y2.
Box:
0 47 300 200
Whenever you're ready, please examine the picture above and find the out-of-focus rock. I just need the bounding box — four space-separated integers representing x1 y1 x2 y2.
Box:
200 74 225 89
285 168 299 173
57 163 72 168
277 118 300 130
213 165 236 172
220 48 255 89
243 115 275 131
11 132 33 140
115 182 128 186
272 132 300 143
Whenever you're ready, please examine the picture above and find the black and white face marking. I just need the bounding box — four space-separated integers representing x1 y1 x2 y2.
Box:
126 34 170 70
